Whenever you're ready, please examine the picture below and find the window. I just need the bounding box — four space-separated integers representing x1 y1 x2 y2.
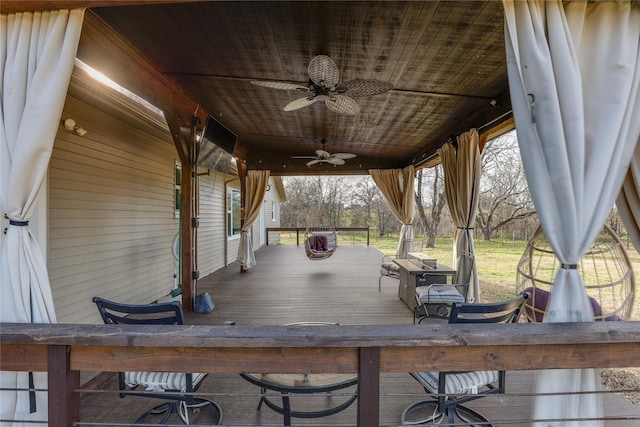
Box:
174 162 181 219
271 201 276 221
227 188 242 238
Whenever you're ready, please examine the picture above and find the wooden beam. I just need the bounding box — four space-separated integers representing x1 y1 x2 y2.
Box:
180 128 196 311
78 11 208 131
48 345 80 427
0 344 47 371
358 347 380 427
0 1 207 13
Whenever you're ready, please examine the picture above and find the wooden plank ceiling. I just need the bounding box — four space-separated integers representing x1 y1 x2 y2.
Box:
4 1 511 175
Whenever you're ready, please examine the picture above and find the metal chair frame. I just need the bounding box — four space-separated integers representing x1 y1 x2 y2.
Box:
402 293 529 426
92 297 223 425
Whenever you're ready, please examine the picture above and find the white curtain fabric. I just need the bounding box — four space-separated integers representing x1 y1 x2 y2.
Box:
438 129 481 303
0 9 84 425
503 1 640 426
617 143 640 253
237 170 270 269
369 165 415 258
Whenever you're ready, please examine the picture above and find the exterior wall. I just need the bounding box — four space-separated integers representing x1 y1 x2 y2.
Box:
45 69 284 324
48 69 178 324
196 171 228 276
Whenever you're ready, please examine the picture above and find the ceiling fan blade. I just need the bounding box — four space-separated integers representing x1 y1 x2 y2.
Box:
306 159 322 166
291 156 317 159
308 55 339 89
250 81 308 91
341 79 394 97
327 158 346 165
325 95 360 115
331 153 357 160
284 97 319 111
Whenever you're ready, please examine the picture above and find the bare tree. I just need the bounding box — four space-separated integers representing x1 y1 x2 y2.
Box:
477 131 537 240
351 178 378 227
415 166 447 247
350 177 395 236
281 176 353 227
280 177 322 226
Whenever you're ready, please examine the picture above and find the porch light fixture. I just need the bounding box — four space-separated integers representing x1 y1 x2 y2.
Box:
63 118 87 136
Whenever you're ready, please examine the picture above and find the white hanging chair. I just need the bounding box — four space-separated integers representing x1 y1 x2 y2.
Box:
304 213 338 260
516 223 635 322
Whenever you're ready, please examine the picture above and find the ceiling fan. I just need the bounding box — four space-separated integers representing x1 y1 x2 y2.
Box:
250 55 393 116
292 139 356 167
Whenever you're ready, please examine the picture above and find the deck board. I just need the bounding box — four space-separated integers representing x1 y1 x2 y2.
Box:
79 244 639 426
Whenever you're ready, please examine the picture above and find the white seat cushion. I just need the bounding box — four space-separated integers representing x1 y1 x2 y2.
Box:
412 370 500 395
125 371 207 392
416 285 464 304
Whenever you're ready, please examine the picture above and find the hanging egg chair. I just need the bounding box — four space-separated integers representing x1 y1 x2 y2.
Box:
304 213 338 260
516 223 635 322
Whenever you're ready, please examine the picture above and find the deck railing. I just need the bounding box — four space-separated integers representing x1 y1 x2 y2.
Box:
266 227 370 246
1 321 639 426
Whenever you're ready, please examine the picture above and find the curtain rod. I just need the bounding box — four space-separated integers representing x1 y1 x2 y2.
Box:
414 109 513 169
477 110 513 132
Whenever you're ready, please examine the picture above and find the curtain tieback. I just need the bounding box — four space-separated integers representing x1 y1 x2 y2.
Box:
561 263 578 270
10 220 29 226
457 227 474 230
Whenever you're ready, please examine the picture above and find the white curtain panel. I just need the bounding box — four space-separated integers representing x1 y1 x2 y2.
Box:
503 1 640 426
369 165 415 258
616 142 640 253
438 129 482 302
237 170 270 269
1 9 84 425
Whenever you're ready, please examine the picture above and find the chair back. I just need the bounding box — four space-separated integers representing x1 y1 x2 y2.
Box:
448 292 529 324
93 296 184 326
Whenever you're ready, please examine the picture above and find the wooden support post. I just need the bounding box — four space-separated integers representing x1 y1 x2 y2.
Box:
48 345 80 427
165 116 200 311
357 347 380 427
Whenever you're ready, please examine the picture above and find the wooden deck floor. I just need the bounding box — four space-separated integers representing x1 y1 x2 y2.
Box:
79 244 638 426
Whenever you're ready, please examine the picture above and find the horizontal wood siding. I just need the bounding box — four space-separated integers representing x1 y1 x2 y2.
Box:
196 171 226 276
48 72 178 324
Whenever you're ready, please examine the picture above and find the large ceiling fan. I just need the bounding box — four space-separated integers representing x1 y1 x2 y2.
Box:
292 139 356 167
251 55 393 116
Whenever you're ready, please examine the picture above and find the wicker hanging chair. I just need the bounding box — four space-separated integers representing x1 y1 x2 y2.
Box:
516 223 635 322
304 213 338 260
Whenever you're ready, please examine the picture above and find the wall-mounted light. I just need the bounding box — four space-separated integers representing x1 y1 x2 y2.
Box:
62 118 87 136
266 185 271 192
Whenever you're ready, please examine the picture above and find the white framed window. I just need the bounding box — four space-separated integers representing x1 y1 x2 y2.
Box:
227 188 242 238
174 161 182 219
271 201 276 221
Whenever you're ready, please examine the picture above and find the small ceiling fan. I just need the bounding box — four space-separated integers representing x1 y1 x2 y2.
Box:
251 55 393 116
292 139 356 167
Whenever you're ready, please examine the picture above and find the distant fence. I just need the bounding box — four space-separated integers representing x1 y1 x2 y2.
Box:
266 227 370 246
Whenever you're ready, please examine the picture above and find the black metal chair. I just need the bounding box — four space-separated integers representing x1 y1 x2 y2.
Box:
92 297 223 425
401 292 529 426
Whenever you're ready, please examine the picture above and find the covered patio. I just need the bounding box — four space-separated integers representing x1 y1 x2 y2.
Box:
2 2 640 426
70 245 638 426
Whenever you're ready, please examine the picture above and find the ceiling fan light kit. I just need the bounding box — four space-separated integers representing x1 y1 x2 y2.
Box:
291 139 357 167
251 54 393 116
